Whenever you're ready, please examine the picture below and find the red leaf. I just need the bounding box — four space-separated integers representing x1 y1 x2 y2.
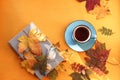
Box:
86 0 100 12
86 0 95 11
71 62 87 74
94 0 100 6
77 0 86 2
85 41 110 75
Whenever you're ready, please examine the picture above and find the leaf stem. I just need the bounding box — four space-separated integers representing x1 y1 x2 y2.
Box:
107 61 120 65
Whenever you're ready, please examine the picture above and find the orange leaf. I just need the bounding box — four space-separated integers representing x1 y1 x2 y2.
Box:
28 37 42 55
18 43 27 53
21 52 38 74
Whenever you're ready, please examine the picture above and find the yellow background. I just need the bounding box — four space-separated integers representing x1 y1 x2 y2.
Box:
0 0 120 80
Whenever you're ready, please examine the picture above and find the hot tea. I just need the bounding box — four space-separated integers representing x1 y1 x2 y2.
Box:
73 25 91 43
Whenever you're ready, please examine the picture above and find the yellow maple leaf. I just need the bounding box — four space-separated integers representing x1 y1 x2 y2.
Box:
18 27 47 54
29 28 47 42
60 50 84 65
89 0 111 19
18 36 28 53
27 28 47 55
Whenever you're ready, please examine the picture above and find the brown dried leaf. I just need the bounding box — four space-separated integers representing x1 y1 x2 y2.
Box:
53 42 60 48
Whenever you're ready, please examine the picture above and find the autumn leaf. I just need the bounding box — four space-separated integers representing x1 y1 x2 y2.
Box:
23 51 37 60
18 36 28 53
21 59 37 69
77 0 100 12
48 69 58 80
27 28 47 55
98 27 114 36
18 35 28 43
60 50 74 61
33 54 47 75
77 0 110 19
89 0 110 19
85 41 110 75
21 59 37 74
53 42 61 51
18 27 47 55
21 62 35 75
77 0 86 2
70 72 83 80
86 0 100 12
70 62 91 80
21 52 37 69
70 72 91 80
38 33 47 41
71 62 87 74
17 27 49 75
29 28 47 42
35 54 46 62
28 37 42 55
55 62 67 72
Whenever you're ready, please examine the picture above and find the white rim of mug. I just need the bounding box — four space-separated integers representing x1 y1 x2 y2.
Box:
73 25 92 44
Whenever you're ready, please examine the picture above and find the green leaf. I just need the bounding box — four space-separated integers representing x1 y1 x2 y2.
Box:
70 72 91 80
70 72 83 80
48 69 58 80
82 73 91 80
98 27 114 36
35 54 46 62
33 54 47 75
